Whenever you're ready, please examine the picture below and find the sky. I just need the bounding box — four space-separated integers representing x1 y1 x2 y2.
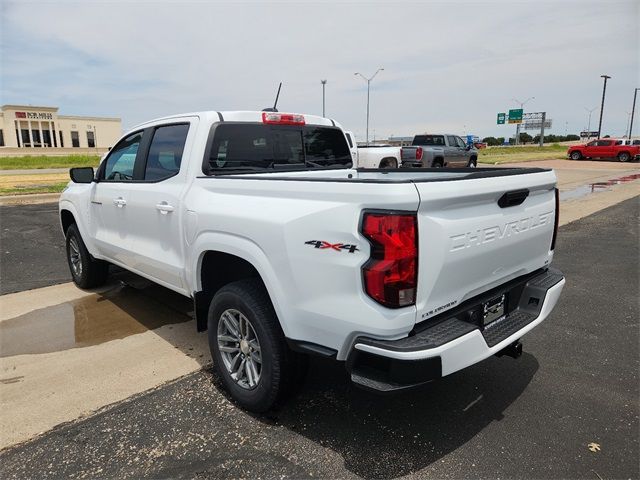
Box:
1 0 638 142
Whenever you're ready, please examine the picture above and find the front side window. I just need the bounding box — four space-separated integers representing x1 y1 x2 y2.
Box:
144 124 190 181
596 140 611 147
456 136 467 148
102 131 143 181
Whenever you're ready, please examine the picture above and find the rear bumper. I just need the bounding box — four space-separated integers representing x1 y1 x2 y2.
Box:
347 268 565 392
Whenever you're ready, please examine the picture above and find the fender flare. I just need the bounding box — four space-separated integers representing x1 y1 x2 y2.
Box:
58 199 100 257
188 231 292 337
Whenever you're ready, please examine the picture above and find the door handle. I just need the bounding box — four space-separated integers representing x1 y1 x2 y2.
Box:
113 197 127 207
156 202 175 214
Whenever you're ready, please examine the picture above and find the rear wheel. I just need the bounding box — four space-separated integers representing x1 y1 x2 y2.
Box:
65 224 109 288
432 159 444 168
379 157 398 169
208 279 303 412
570 151 582 160
617 151 631 162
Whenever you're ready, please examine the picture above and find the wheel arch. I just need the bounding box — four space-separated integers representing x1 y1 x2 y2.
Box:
191 241 288 335
378 156 398 168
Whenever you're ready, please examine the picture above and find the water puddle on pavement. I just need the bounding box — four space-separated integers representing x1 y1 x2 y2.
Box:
0 279 193 357
560 173 640 201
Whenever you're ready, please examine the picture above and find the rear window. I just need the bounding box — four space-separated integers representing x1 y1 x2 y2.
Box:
412 135 445 146
205 124 352 173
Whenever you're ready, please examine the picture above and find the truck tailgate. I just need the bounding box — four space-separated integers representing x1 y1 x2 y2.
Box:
413 170 557 325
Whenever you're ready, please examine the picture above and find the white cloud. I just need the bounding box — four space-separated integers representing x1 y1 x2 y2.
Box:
2 0 638 139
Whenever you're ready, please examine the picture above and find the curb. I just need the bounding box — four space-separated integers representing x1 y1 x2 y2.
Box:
0 193 60 206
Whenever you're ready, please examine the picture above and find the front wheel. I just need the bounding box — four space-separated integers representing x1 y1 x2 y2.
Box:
570 151 582 160
617 151 631 162
208 279 302 412
65 224 109 288
467 157 477 168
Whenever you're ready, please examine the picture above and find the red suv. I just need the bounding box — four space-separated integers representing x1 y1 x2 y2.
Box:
568 139 640 162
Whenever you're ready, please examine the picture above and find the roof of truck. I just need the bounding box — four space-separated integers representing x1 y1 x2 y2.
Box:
131 111 341 131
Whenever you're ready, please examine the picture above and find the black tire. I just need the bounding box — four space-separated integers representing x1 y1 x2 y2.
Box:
468 156 477 168
379 157 398 169
208 279 301 412
65 224 109 289
570 151 582 160
618 151 631 162
432 159 444 168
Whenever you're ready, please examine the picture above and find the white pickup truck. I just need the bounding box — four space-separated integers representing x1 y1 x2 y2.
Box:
60 110 565 412
344 131 400 168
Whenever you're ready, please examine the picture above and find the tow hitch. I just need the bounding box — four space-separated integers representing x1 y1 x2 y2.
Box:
496 340 523 359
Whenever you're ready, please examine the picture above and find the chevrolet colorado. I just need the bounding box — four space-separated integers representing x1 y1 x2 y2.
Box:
60 110 565 412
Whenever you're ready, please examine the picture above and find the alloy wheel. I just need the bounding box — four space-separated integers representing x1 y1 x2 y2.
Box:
217 309 262 389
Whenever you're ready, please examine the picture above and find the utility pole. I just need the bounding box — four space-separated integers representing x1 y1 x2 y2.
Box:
512 96 534 145
597 75 611 139
629 88 639 139
320 80 327 117
355 68 384 145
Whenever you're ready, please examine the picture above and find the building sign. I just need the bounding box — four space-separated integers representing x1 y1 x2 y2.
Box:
508 109 523 124
15 111 54 120
497 112 506 125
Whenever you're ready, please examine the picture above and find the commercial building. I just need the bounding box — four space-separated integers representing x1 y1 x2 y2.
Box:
0 104 121 150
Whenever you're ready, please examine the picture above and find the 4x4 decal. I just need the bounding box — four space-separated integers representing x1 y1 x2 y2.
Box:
305 240 359 253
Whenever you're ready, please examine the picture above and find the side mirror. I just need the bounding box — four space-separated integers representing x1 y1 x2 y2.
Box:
70 167 94 184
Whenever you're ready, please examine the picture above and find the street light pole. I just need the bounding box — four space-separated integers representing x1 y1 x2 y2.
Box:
597 75 611 139
320 80 327 117
584 106 597 139
512 96 534 145
629 88 639 139
355 68 384 145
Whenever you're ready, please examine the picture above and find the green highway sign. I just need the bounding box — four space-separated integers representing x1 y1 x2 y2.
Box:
508 108 523 124
497 112 506 124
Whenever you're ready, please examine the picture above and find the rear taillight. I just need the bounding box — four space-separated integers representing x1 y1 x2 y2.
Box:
415 147 423 161
550 188 559 250
361 212 418 308
262 112 305 125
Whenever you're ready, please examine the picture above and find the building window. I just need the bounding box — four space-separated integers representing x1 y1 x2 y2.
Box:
32 130 41 146
87 131 95 148
21 129 30 146
43 130 52 147
71 131 80 148
59 131 64 148
0 130 4 147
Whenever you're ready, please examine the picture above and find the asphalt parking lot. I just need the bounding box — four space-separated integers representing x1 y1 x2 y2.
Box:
0 191 638 478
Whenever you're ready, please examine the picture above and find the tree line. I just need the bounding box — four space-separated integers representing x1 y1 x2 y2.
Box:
481 133 581 146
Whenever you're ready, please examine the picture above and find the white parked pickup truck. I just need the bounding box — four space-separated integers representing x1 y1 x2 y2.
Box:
344 131 400 168
60 110 565 412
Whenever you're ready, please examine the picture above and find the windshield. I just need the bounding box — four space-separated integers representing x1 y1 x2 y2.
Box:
206 123 352 173
412 135 445 146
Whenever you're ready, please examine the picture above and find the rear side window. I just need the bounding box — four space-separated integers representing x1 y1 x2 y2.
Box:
103 131 143 181
144 124 190 181
413 135 445 146
345 133 354 148
206 124 352 172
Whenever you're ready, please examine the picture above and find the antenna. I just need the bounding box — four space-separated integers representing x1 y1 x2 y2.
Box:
262 82 282 112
